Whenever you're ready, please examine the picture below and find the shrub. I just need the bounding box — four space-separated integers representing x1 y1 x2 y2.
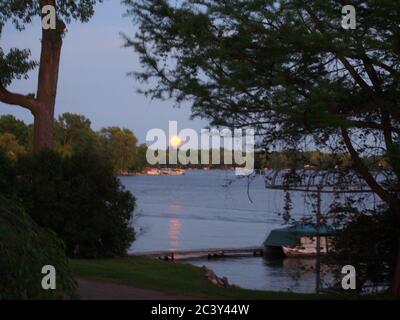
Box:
328 208 399 291
16 149 136 258
0 150 15 196
0 195 76 299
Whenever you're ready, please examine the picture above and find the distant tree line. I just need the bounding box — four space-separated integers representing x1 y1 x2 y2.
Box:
258 150 388 171
2 114 389 173
143 148 388 171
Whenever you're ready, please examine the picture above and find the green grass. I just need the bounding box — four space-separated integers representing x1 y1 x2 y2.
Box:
70 256 341 299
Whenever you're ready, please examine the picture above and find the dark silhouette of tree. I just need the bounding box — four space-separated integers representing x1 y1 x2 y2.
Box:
125 0 400 295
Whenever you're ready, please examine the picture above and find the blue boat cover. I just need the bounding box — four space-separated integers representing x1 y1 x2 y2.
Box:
263 224 335 247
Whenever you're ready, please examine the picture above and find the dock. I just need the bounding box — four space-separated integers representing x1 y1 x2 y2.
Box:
131 246 264 261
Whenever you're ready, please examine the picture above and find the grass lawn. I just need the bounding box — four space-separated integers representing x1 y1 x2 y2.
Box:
71 256 342 299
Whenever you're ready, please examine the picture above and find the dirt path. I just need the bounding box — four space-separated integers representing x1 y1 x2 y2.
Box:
76 278 200 300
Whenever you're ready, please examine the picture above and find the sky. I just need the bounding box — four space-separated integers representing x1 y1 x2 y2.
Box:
0 1 208 143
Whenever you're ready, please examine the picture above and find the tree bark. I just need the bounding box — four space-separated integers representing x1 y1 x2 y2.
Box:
33 1 65 152
392 237 400 296
33 108 54 151
341 128 400 207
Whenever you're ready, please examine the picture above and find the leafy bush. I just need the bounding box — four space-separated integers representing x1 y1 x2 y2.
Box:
0 195 76 299
16 149 136 258
328 208 399 291
0 150 15 196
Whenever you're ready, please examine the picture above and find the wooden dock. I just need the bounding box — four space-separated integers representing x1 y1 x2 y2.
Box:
131 246 264 261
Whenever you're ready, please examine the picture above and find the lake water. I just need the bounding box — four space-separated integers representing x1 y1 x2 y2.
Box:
120 170 333 293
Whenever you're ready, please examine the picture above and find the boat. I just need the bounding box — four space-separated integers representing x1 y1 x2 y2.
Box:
143 167 161 175
263 224 334 257
282 246 323 257
282 235 329 257
160 168 185 175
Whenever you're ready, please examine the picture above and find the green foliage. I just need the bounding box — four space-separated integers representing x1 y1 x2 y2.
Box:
0 114 30 148
126 0 399 136
54 113 100 157
15 149 136 258
0 149 15 196
0 48 37 87
260 151 352 170
134 143 149 171
0 195 76 299
0 0 101 28
0 132 26 159
0 114 146 173
328 208 400 291
0 114 139 258
99 126 138 173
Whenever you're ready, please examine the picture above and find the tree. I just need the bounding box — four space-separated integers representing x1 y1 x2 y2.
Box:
54 113 99 157
126 0 400 295
0 115 30 148
16 149 136 258
0 132 26 159
329 208 399 292
135 143 149 171
99 126 138 173
0 149 16 196
0 194 76 299
0 0 101 152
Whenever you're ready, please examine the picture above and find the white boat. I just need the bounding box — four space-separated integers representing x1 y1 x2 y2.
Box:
160 168 185 175
282 236 329 257
263 224 334 257
143 168 161 175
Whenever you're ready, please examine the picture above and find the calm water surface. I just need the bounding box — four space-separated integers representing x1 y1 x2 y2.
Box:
120 170 331 293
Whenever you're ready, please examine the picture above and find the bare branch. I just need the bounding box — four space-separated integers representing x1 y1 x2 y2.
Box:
0 85 38 113
341 127 400 206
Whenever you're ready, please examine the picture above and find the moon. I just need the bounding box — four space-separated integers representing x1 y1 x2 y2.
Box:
170 135 182 148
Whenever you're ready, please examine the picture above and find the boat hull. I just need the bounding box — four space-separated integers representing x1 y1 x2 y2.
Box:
282 245 327 257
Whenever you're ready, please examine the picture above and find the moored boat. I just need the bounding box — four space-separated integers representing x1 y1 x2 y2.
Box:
160 168 185 175
143 167 161 175
263 224 334 257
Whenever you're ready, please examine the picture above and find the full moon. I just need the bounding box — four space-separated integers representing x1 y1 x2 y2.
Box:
170 135 182 148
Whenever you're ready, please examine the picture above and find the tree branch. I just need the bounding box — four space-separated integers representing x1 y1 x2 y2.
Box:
303 6 380 104
0 85 38 112
341 127 400 206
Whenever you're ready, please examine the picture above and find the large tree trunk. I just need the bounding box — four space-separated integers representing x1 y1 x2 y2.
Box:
392 237 400 296
391 210 400 296
33 5 65 152
33 109 54 151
